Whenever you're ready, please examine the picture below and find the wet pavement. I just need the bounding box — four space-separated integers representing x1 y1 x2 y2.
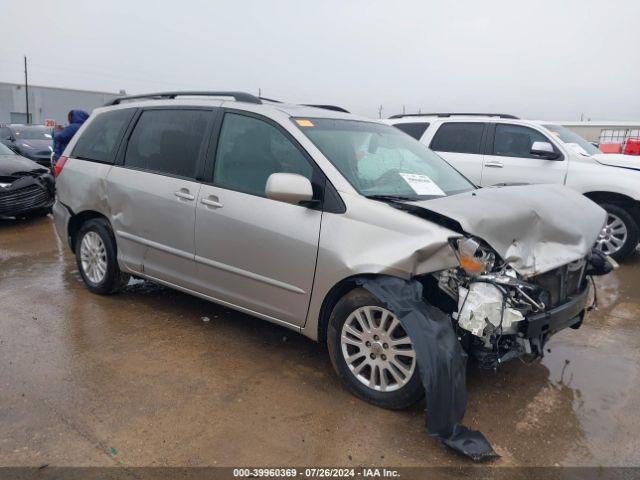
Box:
1 216 639 467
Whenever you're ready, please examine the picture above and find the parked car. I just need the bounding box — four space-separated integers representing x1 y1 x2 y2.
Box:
0 124 54 169
0 141 55 218
53 92 606 411
386 114 640 260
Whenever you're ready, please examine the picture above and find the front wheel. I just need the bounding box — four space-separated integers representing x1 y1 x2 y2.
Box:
327 288 424 410
75 218 129 294
596 204 639 261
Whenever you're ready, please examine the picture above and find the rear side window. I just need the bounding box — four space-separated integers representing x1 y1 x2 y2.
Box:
213 113 313 197
72 109 135 163
493 124 552 158
430 122 485 154
393 122 430 140
124 109 211 179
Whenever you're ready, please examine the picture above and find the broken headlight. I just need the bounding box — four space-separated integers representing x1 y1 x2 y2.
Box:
452 237 496 276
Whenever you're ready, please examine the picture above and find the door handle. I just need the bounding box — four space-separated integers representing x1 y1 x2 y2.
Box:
174 189 195 201
484 161 504 168
201 196 223 208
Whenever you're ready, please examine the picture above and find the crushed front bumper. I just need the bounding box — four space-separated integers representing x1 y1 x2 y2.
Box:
0 173 54 217
523 283 590 338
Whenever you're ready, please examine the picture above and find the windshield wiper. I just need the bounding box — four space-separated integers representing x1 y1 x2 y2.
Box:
365 194 419 202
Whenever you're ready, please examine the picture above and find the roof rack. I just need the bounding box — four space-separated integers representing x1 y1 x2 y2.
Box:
388 112 519 120
105 91 262 106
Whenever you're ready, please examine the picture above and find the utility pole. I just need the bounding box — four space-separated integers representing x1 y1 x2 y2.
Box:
24 55 30 124
378 104 383 119
402 105 406 115
258 88 262 98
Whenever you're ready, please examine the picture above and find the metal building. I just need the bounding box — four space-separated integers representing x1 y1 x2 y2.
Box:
560 121 640 144
0 81 122 125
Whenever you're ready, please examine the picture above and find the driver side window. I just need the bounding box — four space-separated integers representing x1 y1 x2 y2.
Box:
493 124 556 159
213 113 314 197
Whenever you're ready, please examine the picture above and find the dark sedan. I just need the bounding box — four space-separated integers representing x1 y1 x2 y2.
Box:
0 124 54 169
0 142 54 219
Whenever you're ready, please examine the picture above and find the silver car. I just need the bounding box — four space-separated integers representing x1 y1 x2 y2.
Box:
53 92 607 410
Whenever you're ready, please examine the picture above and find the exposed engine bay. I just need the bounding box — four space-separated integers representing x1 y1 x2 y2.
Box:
421 236 613 369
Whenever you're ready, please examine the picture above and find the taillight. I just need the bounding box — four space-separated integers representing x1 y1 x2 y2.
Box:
54 156 68 177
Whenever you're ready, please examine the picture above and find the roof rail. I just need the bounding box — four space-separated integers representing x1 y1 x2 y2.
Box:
105 91 262 106
260 97 350 113
259 96 283 103
388 112 519 120
302 104 350 113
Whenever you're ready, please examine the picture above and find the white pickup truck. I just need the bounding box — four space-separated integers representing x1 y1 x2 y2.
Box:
385 113 640 260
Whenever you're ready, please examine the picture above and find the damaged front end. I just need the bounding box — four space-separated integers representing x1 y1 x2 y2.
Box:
0 170 55 218
425 236 613 369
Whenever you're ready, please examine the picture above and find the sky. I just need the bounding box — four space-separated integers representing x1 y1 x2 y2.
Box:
1 0 639 120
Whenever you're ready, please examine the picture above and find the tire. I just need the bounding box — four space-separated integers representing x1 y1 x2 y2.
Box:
75 218 129 295
327 288 424 410
596 203 639 262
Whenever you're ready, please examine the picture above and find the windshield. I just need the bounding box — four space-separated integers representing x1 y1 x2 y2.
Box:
294 118 474 199
0 143 14 155
543 124 601 156
12 126 52 141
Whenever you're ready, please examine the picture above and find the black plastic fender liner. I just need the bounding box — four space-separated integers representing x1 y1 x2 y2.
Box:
586 248 614 276
355 276 499 462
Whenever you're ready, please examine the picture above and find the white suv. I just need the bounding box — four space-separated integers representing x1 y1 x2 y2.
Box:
386 113 640 260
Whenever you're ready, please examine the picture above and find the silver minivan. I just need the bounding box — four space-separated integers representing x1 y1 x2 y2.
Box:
53 92 607 411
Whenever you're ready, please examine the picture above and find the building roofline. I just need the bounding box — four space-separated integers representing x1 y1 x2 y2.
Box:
557 121 640 127
0 80 122 96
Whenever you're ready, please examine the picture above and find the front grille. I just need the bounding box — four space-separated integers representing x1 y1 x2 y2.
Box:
0 184 52 215
533 259 586 308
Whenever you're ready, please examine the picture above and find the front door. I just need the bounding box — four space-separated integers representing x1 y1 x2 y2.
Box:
194 111 322 326
480 123 568 187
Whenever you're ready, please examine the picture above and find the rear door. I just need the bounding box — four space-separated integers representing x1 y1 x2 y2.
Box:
428 122 486 184
480 123 567 187
193 110 323 327
107 107 215 288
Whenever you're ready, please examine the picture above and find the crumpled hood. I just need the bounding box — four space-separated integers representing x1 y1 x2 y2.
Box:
0 154 47 175
593 153 640 171
407 184 606 277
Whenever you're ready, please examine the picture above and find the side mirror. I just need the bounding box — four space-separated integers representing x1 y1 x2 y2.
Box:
531 141 560 159
266 173 315 205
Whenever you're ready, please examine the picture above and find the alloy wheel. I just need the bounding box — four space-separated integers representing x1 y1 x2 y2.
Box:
80 231 107 284
340 306 416 392
597 213 628 256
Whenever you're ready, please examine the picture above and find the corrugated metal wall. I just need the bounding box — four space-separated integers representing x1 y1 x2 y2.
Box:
0 82 120 125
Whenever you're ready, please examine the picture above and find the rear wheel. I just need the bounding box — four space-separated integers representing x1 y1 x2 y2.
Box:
596 204 639 261
327 288 424 410
75 218 129 294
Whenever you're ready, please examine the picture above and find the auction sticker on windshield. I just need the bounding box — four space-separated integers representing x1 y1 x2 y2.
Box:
399 173 445 196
